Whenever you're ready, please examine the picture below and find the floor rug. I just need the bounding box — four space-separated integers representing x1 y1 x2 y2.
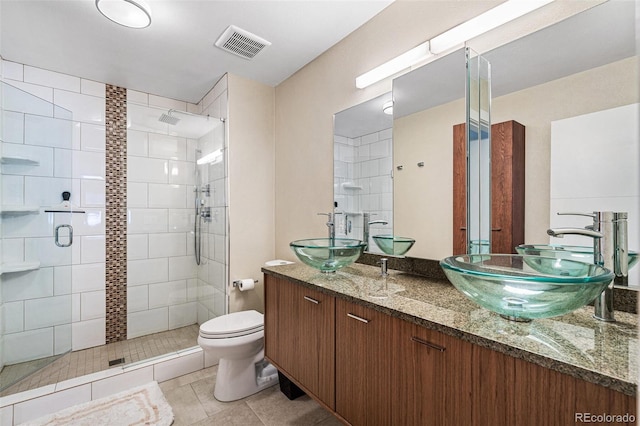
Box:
22 381 174 426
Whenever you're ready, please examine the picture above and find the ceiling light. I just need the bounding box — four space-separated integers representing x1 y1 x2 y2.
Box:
429 0 554 54
355 41 431 89
355 0 554 89
382 100 394 115
95 0 152 29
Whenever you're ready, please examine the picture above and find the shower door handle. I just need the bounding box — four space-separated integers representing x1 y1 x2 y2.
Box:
55 224 73 247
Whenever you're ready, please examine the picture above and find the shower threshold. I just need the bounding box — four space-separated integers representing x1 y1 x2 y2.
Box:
0 324 199 397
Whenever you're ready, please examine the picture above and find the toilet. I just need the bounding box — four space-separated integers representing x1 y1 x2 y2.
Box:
197 310 278 402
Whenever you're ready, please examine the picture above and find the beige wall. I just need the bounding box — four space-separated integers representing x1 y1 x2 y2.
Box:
273 0 602 260
394 99 464 259
393 57 639 260
228 74 275 313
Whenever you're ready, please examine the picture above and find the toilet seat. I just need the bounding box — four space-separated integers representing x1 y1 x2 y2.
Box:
200 310 264 339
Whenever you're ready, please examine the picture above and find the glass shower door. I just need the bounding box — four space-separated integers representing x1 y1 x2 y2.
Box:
0 81 75 394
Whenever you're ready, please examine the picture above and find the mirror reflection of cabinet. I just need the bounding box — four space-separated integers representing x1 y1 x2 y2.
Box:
453 120 525 254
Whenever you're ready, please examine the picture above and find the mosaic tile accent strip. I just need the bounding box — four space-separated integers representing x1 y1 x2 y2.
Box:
105 84 127 343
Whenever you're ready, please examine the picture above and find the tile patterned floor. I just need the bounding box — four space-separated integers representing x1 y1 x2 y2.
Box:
0 325 200 396
160 366 344 426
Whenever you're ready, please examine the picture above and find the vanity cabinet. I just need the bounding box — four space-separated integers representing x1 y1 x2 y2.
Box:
263 275 335 408
264 273 636 426
453 120 525 254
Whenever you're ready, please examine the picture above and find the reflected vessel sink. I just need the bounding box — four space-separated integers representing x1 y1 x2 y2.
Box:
440 254 614 321
372 235 415 256
516 244 638 270
290 238 366 273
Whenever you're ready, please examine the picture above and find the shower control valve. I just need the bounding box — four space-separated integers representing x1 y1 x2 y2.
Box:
200 207 212 222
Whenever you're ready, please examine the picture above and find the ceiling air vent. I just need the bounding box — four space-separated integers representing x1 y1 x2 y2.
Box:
215 25 271 60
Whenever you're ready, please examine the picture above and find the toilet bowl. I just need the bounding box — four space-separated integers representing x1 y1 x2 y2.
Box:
197 310 278 402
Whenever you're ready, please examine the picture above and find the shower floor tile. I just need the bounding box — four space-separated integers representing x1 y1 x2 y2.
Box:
0 324 199 397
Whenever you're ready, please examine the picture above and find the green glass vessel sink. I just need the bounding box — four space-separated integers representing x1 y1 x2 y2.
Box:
440 254 614 321
290 238 366 273
516 244 638 270
372 235 415 256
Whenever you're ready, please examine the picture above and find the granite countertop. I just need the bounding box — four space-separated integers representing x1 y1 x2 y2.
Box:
262 262 638 396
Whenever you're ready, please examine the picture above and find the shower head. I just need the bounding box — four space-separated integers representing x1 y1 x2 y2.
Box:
159 109 211 126
158 111 181 125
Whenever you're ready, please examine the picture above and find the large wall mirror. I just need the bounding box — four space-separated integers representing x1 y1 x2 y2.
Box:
333 92 394 255
334 1 638 287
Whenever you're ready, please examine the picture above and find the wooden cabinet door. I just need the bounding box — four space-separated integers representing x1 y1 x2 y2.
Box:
392 322 446 426
264 276 335 407
473 343 637 426
335 299 393 426
472 344 516 425
392 322 472 426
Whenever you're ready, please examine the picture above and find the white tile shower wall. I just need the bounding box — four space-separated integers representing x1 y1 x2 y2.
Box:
334 128 393 253
126 92 199 339
196 76 228 325
1 60 106 358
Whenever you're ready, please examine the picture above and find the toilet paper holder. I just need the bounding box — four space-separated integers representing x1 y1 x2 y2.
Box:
232 279 258 288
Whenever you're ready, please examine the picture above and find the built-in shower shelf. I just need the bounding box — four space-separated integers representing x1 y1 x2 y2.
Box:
1 205 40 214
0 156 40 166
0 261 40 275
341 183 363 190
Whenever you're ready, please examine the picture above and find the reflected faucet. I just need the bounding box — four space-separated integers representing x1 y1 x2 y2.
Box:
363 213 388 250
547 211 628 322
318 212 342 240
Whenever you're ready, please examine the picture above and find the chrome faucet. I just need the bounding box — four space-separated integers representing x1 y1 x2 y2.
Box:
317 212 342 240
547 211 629 322
378 257 389 277
363 213 388 250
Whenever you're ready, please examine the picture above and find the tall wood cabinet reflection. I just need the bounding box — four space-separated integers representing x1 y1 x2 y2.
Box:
453 120 525 254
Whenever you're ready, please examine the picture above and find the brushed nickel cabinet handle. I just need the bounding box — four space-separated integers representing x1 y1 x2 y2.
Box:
347 313 370 324
411 336 446 352
303 296 320 304
492 228 502 232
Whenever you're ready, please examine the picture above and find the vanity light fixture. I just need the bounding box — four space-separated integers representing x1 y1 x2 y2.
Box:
382 100 394 115
197 148 223 165
429 0 554 54
355 41 431 89
95 0 152 29
355 0 554 88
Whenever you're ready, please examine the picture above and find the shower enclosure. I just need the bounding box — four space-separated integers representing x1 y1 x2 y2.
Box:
126 103 228 337
0 82 228 396
0 81 76 391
